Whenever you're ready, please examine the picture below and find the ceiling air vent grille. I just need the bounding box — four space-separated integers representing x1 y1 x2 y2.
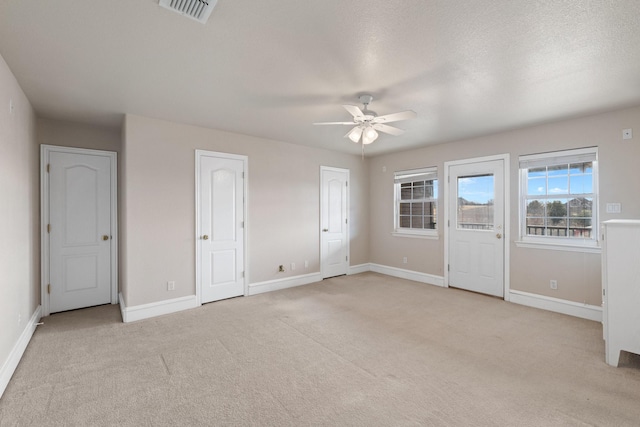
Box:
159 0 218 24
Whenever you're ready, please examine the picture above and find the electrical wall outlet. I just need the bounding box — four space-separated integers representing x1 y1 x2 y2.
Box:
550 280 558 290
623 128 632 140
167 281 175 291
304 260 309 269
291 262 296 271
402 257 408 264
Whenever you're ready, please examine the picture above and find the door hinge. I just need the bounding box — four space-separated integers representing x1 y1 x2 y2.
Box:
47 224 51 233
447 264 450 272
448 220 450 227
47 284 51 294
345 256 348 261
242 172 245 178
241 221 244 228
448 176 450 183
46 164 50 173
345 218 348 224
242 271 245 278
345 181 348 187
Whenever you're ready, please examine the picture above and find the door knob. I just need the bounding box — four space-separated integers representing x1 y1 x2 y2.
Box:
322 229 328 232
496 233 502 239
202 235 209 240
102 235 109 241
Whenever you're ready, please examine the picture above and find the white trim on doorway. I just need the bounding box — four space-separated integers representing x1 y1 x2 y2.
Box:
40 145 118 317
194 150 249 306
443 153 510 301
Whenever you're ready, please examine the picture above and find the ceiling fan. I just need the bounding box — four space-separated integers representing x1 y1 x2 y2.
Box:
314 94 417 145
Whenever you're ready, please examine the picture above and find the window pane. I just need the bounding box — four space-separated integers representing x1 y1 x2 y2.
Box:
413 184 425 199
548 164 568 176
401 187 412 200
548 176 568 195
569 197 592 218
528 167 546 177
411 203 423 215
570 162 592 175
569 172 593 194
546 199 567 236
400 203 410 215
526 217 545 235
527 177 546 196
399 216 410 228
526 199 545 217
424 184 434 198
457 174 494 230
412 216 423 228
424 216 436 229
568 219 592 238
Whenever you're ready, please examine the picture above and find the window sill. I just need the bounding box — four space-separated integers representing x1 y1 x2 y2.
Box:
392 232 439 240
515 240 601 254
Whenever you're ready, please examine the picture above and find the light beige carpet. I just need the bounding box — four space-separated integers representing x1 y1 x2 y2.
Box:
1 272 640 426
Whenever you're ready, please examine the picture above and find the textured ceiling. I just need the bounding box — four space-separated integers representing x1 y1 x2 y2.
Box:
1 0 640 156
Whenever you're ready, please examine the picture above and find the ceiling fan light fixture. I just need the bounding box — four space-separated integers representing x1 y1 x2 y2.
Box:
347 126 363 143
362 128 378 145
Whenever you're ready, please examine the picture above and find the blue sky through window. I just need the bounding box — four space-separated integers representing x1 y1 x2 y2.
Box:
458 175 494 204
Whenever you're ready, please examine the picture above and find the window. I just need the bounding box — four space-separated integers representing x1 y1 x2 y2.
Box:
394 168 438 237
519 147 598 248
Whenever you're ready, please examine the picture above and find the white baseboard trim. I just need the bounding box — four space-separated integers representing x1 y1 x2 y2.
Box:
119 292 198 323
348 263 371 275
248 272 322 296
0 305 41 399
509 290 602 322
370 263 445 287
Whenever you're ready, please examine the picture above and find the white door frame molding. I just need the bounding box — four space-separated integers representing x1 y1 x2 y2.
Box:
443 153 510 301
320 166 350 279
195 150 249 305
40 145 118 316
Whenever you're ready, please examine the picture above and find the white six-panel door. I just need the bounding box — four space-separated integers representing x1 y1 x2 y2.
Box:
45 148 116 314
197 151 246 304
321 166 349 278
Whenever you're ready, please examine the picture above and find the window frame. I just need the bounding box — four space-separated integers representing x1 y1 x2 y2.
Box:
393 167 438 238
517 147 599 251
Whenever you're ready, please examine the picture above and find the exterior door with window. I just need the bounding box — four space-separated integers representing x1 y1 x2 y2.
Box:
448 159 505 297
321 166 349 278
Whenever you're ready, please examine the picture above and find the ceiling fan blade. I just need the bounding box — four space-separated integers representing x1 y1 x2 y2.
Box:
343 104 364 119
313 121 356 125
373 123 405 136
373 110 417 123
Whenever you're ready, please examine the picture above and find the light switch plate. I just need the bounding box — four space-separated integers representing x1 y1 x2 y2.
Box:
606 203 621 214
